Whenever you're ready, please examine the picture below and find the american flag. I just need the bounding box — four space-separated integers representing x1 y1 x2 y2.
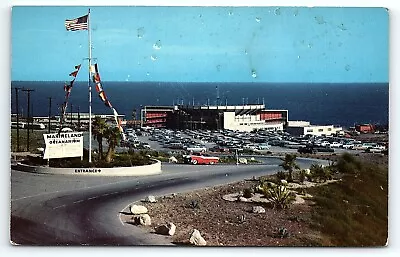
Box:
65 14 88 31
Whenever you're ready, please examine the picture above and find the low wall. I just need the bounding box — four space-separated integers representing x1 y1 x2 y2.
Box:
14 159 162 176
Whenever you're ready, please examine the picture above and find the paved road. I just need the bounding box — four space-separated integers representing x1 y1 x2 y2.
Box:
10 156 328 246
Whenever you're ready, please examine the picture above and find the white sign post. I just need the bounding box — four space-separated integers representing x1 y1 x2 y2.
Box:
43 132 84 159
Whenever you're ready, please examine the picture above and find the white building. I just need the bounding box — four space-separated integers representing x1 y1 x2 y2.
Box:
286 121 342 137
223 111 284 132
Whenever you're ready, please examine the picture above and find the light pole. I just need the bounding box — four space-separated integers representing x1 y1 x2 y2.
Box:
236 149 239 166
22 88 34 152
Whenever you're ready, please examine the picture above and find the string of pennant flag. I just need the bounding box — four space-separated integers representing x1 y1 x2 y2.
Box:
60 64 81 128
90 63 126 140
63 12 125 140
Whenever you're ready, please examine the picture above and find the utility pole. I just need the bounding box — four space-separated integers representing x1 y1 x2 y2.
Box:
22 88 34 152
48 97 52 134
14 87 22 152
31 102 34 132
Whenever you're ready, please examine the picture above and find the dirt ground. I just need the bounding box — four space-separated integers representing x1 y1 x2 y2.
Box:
121 180 325 246
119 152 388 246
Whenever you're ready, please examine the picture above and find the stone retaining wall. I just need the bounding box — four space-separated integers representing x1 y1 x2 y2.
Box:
14 159 162 176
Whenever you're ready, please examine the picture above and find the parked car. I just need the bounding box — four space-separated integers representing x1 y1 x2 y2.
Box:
342 143 354 149
209 146 230 153
298 146 316 154
330 142 343 148
314 146 335 153
257 143 271 150
185 145 207 153
183 154 219 165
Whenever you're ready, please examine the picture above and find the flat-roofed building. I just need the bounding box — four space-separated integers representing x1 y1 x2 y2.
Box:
140 104 288 132
286 121 343 137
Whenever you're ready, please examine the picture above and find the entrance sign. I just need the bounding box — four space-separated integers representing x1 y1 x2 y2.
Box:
43 132 83 159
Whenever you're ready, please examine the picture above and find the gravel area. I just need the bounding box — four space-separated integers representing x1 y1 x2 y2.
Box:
119 152 387 246
120 179 324 246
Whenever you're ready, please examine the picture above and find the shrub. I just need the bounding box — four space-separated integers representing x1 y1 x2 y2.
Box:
263 184 296 209
276 227 290 238
276 171 287 180
335 153 362 174
309 164 333 182
188 199 200 209
243 188 254 198
297 169 308 183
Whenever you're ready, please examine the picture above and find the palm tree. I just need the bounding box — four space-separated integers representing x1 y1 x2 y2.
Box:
279 154 300 182
92 116 108 159
104 126 122 163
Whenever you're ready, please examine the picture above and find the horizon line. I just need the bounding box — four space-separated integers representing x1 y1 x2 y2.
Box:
11 80 389 84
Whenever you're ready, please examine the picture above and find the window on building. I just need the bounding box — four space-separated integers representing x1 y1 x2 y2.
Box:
328 128 332 131
318 129 323 132
307 129 313 132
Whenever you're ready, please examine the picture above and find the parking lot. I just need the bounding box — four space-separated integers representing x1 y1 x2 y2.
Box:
117 127 385 158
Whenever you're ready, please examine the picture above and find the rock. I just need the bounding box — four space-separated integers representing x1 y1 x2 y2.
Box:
189 229 207 246
130 204 148 215
237 196 250 202
250 157 255 161
169 156 178 163
143 195 157 203
280 179 288 185
155 222 176 236
252 206 266 214
304 168 311 175
238 158 248 164
277 227 289 238
222 193 240 202
133 214 152 226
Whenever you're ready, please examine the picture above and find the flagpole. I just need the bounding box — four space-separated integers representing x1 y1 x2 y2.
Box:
88 8 92 163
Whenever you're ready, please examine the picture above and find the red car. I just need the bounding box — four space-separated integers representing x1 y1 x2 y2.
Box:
183 154 219 165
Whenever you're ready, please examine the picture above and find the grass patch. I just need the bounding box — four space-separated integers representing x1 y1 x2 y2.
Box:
307 153 388 246
10 129 46 152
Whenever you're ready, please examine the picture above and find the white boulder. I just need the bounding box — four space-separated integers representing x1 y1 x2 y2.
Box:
155 222 176 236
134 214 152 226
238 158 248 164
189 229 207 246
169 156 178 163
252 206 266 214
280 179 288 185
238 196 250 202
130 204 148 215
143 195 157 203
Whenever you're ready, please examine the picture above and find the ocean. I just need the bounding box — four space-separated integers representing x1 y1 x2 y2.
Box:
10 81 389 128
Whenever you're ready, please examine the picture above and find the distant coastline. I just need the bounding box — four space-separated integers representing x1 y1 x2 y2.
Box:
11 81 389 128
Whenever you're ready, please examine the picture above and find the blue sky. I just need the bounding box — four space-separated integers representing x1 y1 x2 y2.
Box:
11 6 388 83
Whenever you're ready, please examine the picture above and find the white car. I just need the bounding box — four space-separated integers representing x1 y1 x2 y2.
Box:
257 143 271 150
342 143 354 149
243 144 258 151
320 141 331 147
330 142 343 148
185 145 207 153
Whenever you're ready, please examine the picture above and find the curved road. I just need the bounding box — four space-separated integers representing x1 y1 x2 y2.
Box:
10 156 328 245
